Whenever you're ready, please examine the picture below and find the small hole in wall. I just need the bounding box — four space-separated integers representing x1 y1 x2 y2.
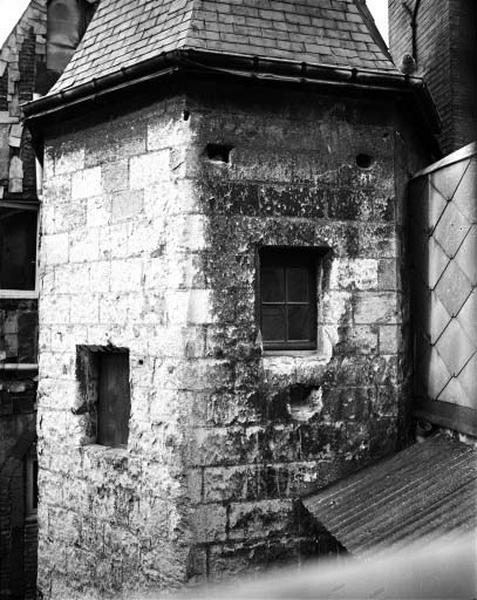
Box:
205 143 233 163
356 153 374 169
183 110 190 121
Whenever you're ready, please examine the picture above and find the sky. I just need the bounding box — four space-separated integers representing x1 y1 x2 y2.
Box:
0 0 389 50
366 0 389 43
0 0 30 47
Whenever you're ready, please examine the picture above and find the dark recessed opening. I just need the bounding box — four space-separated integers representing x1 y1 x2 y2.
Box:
205 143 233 163
183 110 190 121
76 345 130 448
356 153 374 169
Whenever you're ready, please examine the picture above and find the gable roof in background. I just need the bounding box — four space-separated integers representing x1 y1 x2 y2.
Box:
50 0 398 95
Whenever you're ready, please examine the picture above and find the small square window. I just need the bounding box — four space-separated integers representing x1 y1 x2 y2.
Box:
76 346 130 448
259 248 319 351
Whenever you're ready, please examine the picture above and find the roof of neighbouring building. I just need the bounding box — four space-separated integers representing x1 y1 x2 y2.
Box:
303 434 477 557
49 0 398 95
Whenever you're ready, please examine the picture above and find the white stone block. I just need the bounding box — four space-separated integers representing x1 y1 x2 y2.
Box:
167 215 207 252
87 195 111 227
111 190 143 223
147 118 190 151
107 223 132 259
143 182 174 220
41 233 69 265
166 289 213 325
98 293 129 325
69 228 100 263
354 293 399 325
71 166 102 200
129 150 170 190
128 221 161 257
329 258 378 291
55 264 89 294
89 261 111 293
70 294 99 325
110 259 143 292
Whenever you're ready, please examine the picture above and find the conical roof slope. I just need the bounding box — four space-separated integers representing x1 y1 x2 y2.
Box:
52 0 397 94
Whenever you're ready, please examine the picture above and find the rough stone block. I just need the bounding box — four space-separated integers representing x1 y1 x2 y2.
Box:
188 426 261 467
192 503 227 543
101 159 129 193
378 259 398 290
353 292 399 325
202 465 257 503
228 499 293 541
55 147 85 176
329 258 378 291
379 325 401 354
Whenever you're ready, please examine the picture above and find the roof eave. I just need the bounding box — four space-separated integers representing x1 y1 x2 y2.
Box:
23 48 441 139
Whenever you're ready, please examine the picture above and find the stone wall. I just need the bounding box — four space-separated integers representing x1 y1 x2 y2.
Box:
37 82 427 598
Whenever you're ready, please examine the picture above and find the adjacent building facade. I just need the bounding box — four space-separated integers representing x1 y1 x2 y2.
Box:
389 0 477 153
0 2 97 598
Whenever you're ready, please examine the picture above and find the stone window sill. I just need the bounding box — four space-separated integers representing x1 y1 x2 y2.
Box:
80 444 129 464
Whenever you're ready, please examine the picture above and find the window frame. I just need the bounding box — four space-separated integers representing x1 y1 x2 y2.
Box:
0 200 40 299
258 247 320 352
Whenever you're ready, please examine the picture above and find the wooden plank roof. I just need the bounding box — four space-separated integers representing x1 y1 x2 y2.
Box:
303 434 477 557
51 0 398 94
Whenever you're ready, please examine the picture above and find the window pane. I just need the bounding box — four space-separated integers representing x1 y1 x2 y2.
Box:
261 267 285 302
262 305 286 341
287 267 309 302
0 208 37 290
288 305 313 340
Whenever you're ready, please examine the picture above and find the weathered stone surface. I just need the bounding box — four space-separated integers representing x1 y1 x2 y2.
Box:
36 84 426 598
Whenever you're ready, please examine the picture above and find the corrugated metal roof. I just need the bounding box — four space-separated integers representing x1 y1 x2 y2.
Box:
50 0 398 95
303 434 477 557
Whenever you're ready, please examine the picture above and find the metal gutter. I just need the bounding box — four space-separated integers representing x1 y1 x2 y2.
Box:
23 48 441 135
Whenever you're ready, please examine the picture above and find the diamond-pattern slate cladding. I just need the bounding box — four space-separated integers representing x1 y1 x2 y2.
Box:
410 146 477 411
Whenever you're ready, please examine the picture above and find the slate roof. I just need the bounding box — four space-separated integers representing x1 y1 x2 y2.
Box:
51 0 397 94
303 434 477 557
